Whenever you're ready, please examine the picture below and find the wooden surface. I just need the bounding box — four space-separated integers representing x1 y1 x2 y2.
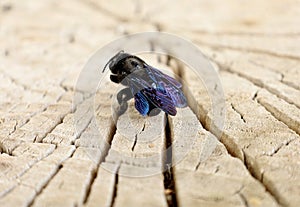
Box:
0 0 300 207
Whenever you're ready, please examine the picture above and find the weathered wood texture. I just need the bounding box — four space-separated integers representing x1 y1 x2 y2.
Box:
1 0 300 207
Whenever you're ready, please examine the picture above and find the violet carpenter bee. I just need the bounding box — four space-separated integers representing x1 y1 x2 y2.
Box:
102 51 187 116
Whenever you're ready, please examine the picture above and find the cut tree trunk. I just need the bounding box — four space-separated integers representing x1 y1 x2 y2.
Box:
0 1 299 207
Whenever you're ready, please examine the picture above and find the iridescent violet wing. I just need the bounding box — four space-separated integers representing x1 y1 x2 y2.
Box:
146 66 182 88
127 77 150 116
146 66 187 108
134 91 149 116
141 87 177 116
159 81 187 108
128 67 181 116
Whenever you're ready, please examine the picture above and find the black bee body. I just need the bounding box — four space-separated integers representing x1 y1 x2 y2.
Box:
103 51 187 116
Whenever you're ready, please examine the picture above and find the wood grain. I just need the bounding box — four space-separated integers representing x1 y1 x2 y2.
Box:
0 1 299 206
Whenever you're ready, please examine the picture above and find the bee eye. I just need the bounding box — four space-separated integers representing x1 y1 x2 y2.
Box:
130 60 138 67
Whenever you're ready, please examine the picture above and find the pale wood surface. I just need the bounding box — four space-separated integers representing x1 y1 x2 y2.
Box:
0 1 300 207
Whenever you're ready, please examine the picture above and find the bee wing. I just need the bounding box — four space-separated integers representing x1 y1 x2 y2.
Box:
134 91 149 116
128 75 177 116
142 87 177 116
127 76 151 116
146 66 187 108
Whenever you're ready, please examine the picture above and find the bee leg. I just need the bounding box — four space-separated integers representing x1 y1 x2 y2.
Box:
117 87 132 104
115 87 133 116
117 101 128 116
148 103 161 116
110 75 123 83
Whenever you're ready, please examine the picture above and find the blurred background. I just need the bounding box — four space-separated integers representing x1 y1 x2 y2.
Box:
1 0 299 104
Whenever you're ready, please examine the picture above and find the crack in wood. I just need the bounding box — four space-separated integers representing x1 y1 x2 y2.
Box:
55 82 68 103
0 144 62 201
82 121 117 204
27 163 63 207
0 69 70 104
214 165 220 174
248 59 285 81
282 79 300 91
1 1 299 206
194 160 201 171
39 93 96 145
82 167 97 204
0 182 16 199
27 146 77 206
177 59 284 206
3 18 299 205
1 90 75 154
241 149 283 206
8 120 18 136
248 59 300 91
233 184 245 196
230 103 246 123
0 70 29 91
87 144 116 196
217 60 300 111
131 134 138 152
257 98 300 137
252 90 259 101
109 164 120 207
261 171 265 184
212 59 300 139
194 39 300 61
131 123 145 152
175 60 291 205
269 143 284 157
35 116 65 143
70 116 94 145
239 193 249 207
163 114 178 207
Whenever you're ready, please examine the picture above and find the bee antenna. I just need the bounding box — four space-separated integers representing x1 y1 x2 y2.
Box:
102 60 110 73
102 50 124 73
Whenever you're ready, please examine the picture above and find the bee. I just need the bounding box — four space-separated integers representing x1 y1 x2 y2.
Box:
102 51 187 116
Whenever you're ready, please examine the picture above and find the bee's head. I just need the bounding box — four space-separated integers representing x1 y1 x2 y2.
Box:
102 51 145 75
